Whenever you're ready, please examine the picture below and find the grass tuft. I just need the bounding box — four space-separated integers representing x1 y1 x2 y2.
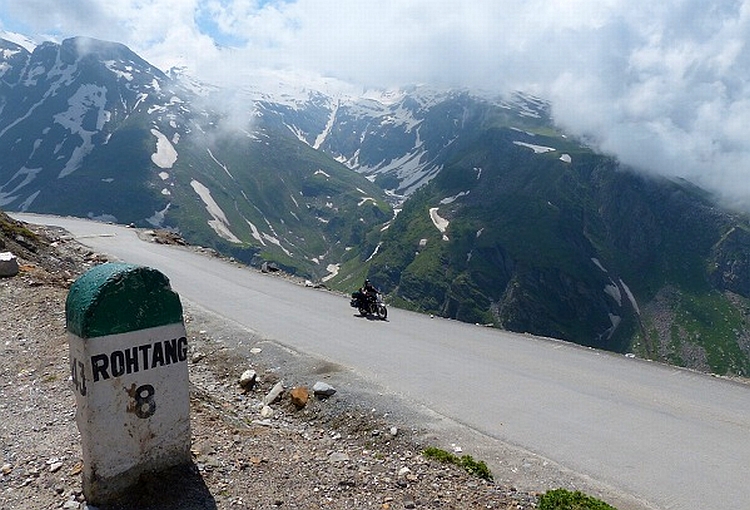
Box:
422 446 493 481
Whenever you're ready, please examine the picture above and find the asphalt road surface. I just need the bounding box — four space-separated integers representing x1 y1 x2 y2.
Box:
15 214 750 510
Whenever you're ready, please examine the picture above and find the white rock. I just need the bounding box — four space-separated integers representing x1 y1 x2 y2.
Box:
239 369 257 389
260 405 274 418
328 452 350 463
0 252 19 277
263 381 284 405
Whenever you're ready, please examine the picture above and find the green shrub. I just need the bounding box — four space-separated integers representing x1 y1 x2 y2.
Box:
537 488 617 510
422 447 493 481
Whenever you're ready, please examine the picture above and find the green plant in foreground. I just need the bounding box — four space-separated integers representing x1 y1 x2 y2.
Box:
422 446 493 481
537 488 618 510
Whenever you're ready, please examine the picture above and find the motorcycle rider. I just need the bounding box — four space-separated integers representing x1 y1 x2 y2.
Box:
350 278 387 319
352 279 378 309
361 279 378 306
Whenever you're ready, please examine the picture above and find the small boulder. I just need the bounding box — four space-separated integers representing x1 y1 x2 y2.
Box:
239 369 257 390
0 252 19 277
312 381 337 398
263 381 284 405
290 386 309 408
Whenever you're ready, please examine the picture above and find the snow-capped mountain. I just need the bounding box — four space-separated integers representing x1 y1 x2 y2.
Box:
2 35 750 376
255 84 552 199
0 36 391 277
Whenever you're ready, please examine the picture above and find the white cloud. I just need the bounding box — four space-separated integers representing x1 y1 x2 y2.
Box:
2 0 750 205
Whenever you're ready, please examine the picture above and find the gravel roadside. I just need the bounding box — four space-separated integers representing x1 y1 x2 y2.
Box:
0 218 546 509
4 214 659 510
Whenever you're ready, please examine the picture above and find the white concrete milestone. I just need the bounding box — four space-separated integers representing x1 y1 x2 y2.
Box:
66 263 190 505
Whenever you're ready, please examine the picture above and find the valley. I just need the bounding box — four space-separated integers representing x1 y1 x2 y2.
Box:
2 35 750 377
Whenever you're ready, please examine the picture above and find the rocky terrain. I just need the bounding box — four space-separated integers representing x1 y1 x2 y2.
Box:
0 214 551 509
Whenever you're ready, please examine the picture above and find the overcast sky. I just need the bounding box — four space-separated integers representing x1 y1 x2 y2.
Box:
1 0 750 207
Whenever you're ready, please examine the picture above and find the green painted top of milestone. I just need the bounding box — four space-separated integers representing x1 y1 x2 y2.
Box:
66 262 183 339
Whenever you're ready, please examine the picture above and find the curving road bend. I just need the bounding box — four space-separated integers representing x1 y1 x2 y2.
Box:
14 214 750 510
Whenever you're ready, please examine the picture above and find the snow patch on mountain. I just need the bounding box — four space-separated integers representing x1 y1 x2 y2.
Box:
18 190 40 211
286 123 309 144
605 283 622 306
620 279 640 315
513 141 556 154
322 263 340 282
357 142 439 197
429 207 450 241
314 101 338 149
592 258 608 273
246 219 266 246
55 84 110 178
190 179 241 243
151 129 178 169
0 31 37 52
560 154 572 163
0 167 42 206
262 233 292 257
440 191 469 205
147 203 171 227
103 60 134 81
207 148 234 179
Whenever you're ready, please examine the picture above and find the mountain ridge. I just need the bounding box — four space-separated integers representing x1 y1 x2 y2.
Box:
2 35 750 376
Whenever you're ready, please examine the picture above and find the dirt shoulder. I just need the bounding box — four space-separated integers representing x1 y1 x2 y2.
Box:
1 220 546 509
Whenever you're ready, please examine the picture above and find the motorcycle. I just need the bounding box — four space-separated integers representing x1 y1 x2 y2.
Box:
350 290 388 320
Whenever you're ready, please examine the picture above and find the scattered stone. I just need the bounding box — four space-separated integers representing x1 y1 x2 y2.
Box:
239 369 258 390
261 261 280 273
70 461 83 476
263 381 284 405
403 494 416 509
328 452 350 463
62 499 80 510
0 217 545 510
0 252 19 277
290 386 309 408
312 381 337 398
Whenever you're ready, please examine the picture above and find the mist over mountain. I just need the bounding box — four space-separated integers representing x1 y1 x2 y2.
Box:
2 35 750 376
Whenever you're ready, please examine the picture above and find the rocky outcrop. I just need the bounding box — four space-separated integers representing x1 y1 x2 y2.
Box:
710 226 750 297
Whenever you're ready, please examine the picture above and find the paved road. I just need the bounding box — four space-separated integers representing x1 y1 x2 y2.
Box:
15 214 750 510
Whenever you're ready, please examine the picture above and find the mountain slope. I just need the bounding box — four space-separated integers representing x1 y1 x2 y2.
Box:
0 37 392 278
2 35 750 375
329 121 750 375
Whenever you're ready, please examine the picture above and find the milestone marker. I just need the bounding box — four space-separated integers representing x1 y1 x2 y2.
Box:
66 263 191 505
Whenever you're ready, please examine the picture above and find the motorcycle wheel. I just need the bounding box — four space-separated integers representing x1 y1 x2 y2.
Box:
377 304 388 320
